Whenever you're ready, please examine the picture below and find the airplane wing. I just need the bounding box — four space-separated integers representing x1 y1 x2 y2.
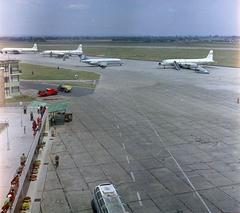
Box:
98 62 108 68
12 50 21 54
179 62 198 69
6 49 21 54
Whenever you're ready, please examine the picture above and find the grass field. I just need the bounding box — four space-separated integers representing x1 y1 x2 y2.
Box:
19 63 100 81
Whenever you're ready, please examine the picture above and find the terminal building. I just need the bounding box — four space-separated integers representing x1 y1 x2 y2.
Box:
0 60 22 98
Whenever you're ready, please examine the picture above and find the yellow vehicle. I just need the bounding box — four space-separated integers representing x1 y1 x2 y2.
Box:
57 84 72 93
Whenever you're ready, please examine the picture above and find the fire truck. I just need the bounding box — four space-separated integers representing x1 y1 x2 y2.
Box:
38 88 58 96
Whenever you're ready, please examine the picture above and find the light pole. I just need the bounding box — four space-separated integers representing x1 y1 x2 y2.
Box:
5 118 10 150
20 102 23 127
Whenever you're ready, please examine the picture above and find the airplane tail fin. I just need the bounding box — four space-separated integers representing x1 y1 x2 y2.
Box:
78 54 88 61
206 50 213 61
33 44 38 50
77 44 82 52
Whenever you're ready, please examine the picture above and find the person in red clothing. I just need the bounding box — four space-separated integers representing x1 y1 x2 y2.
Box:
32 120 37 131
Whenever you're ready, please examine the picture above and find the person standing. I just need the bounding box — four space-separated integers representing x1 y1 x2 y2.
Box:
55 155 59 168
32 120 37 131
20 153 27 166
23 105 27 114
40 109 44 119
30 111 33 121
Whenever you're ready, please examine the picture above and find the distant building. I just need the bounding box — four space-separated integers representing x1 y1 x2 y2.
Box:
0 60 22 97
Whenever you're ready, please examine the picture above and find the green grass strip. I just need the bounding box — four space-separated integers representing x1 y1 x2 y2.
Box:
19 63 100 81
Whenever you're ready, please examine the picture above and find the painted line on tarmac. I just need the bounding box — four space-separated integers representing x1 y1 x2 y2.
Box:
119 132 122 137
137 192 143 206
122 143 126 149
131 172 135 182
126 156 130 163
117 125 120 129
124 83 212 213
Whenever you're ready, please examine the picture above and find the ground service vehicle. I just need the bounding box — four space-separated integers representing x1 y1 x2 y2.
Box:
38 88 58 96
93 183 129 213
57 84 72 93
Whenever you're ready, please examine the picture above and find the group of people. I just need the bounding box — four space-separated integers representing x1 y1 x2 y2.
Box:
30 105 47 136
38 105 47 118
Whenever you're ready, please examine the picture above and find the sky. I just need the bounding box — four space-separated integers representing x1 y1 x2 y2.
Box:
0 0 239 37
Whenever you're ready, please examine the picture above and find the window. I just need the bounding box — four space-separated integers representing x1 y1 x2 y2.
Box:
97 191 102 200
95 187 100 193
11 87 19 93
4 77 9 83
102 206 109 213
4 65 8 72
5 88 10 95
11 64 19 71
99 198 105 207
11 76 19 82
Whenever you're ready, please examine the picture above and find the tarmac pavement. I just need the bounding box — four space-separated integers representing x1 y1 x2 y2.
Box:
1 52 240 212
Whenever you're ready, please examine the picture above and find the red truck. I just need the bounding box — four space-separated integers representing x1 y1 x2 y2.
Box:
38 88 58 96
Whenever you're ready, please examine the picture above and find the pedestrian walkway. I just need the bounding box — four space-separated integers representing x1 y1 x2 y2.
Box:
0 107 42 211
25 126 55 212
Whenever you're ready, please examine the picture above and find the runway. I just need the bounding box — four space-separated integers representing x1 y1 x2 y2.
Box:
2 53 240 212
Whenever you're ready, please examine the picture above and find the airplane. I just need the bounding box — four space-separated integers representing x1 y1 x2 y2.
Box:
158 50 214 74
78 54 124 68
1 44 38 54
40 44 83 57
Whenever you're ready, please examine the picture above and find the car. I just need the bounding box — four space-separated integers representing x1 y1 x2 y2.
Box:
38 88 58 96
57 84 72 93
92 183 129 213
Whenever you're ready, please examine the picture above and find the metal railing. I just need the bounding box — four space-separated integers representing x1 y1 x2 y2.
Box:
9 110 47 212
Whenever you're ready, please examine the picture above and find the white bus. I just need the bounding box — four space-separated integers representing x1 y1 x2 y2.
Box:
93 183 130 213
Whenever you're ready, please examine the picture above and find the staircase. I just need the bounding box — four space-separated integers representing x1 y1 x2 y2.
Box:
173 61 181 70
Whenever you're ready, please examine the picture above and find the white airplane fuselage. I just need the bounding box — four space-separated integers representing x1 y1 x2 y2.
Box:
2 44 38 54
40 50 82 56
79 54 124 68
83 58 124 65
40 44 82 56
159 50 214 69
161 58 214 67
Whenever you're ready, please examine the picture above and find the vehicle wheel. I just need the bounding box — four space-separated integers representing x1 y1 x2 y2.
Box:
64 89 67 93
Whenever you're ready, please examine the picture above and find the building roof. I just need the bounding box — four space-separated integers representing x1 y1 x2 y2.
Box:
0 60 20 64
27 100 69 113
